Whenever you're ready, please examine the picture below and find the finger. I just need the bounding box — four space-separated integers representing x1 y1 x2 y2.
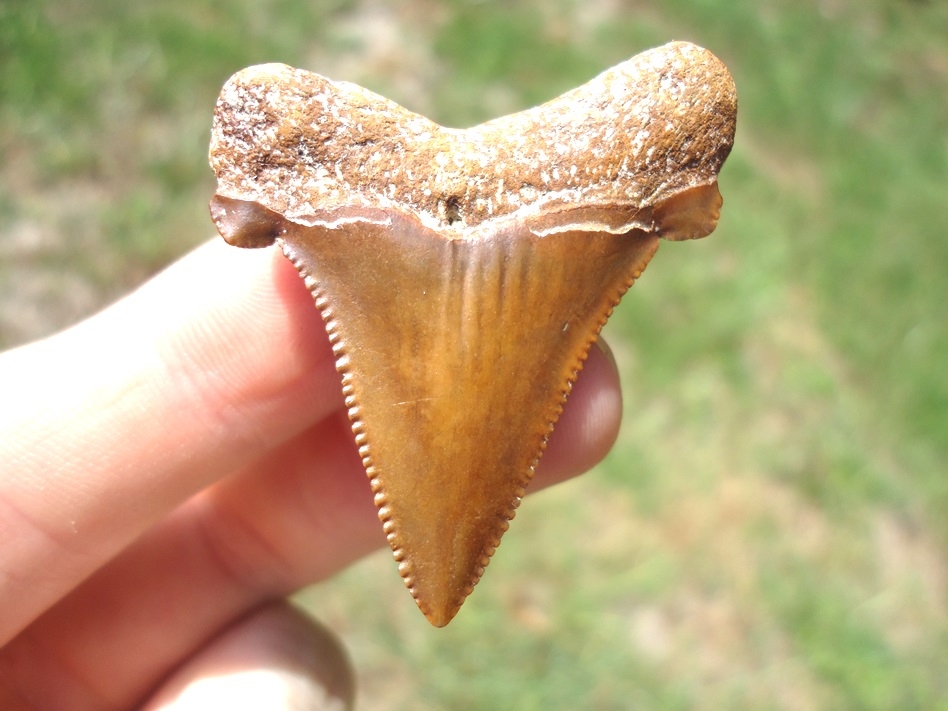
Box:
0 342 620 709
140 601 354 711
0 241 342 643
540 338 622 484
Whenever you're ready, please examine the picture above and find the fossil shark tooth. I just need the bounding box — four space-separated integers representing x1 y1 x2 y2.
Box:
209 41 737 626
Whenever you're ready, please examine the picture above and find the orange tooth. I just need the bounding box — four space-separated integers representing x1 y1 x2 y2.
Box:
209 41 737 626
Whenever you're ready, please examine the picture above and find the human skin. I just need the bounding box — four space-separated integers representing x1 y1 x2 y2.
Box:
0 239 622 709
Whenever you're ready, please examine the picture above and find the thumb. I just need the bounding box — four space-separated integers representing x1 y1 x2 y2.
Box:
141 601 354 711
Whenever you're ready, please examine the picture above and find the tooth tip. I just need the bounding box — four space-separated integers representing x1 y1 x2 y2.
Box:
394 527 493 627
422 604 460 628
412 580 468 628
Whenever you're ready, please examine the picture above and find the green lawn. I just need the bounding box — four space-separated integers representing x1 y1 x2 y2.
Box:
2 1 947 708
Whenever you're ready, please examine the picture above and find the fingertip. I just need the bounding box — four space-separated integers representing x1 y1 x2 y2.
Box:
141 602 354 711
538 337 623 487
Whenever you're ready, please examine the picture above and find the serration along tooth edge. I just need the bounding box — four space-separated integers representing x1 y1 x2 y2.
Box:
282 238 406 602
436 242 662 620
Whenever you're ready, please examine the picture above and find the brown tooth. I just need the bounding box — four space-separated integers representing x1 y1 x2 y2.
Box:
208 41 737 626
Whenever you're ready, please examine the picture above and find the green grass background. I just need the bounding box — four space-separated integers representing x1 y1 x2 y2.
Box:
2 0 947 708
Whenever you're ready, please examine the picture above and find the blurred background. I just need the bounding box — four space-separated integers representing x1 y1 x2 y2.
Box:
2 0 946 708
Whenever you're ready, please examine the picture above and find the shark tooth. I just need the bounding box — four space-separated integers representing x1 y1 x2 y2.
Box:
209 41 737 626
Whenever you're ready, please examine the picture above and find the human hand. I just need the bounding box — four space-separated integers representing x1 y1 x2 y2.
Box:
0 240 623 710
